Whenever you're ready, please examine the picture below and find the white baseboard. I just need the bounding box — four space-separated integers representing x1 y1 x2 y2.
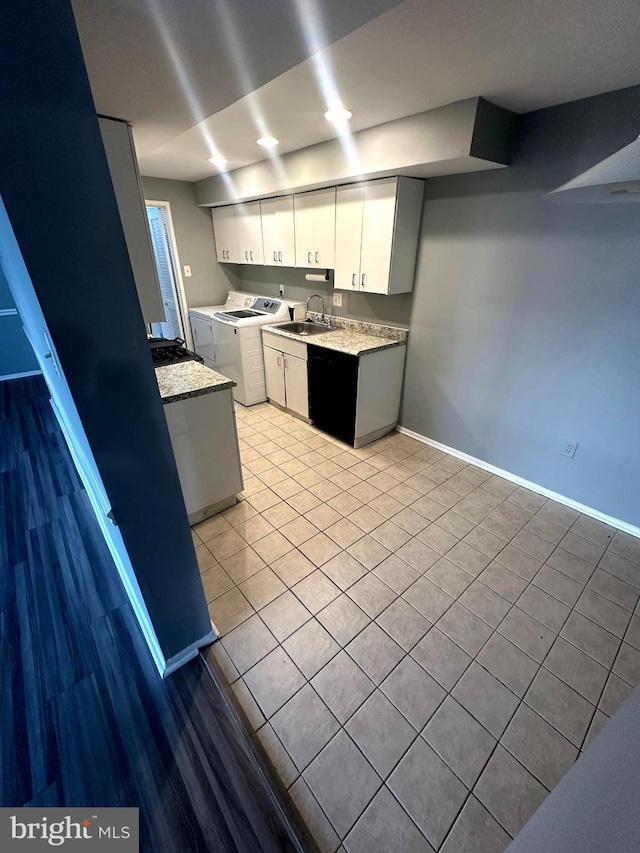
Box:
397 426 640 540
0 369 41 381
163 626 218 677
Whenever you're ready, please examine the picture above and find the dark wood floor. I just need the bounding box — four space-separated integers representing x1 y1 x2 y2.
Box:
0 375 310 852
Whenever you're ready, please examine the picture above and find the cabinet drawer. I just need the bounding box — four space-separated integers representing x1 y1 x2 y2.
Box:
262 332 308 361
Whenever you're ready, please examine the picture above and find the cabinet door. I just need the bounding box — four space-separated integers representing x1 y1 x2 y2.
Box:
284 353 308 418
293 191 315 267
235 201 264 265
211 207 238 263
263 345 286 407
313 187 336 268
261 196 295 267
261 198 279 266
334 183 364 290
359 178 397 294
190 315 216 365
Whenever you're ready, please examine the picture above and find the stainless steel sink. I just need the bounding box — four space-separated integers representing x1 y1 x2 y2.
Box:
275 321 333 336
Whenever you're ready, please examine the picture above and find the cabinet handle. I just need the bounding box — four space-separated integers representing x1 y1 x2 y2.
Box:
361 273 366 289
307 251 311 264
352 273 356 287
315 251 319 264
193 327 198 342
284 358 289 369
276 356 282 367
250 250 254 261
245 250 249 261
278 251 282 263
273 251 277 262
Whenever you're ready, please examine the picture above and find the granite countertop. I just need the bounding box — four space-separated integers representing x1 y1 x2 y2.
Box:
262 323 407 356
155 361 235 404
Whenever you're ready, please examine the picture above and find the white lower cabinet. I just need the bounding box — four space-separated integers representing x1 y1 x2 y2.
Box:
263 345 286 408
263 333 308 418
283 354 308 418
163 388 243 525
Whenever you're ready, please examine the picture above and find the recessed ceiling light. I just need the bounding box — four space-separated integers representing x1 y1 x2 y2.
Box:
257 136 279 148
324 107 352 123
208 156 228 169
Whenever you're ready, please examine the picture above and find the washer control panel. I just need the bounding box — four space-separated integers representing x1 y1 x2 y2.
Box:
253 298 282 314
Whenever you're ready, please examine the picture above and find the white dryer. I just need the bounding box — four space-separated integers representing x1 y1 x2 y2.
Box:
189 292 303 406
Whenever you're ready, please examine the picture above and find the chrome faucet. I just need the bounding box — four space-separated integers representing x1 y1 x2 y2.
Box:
306 293 326 324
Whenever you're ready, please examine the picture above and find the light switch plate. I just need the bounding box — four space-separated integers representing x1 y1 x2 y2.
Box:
183 265 192 277
332 293 343 307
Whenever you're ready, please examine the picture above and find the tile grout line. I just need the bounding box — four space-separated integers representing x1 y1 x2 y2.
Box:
212 404 640 850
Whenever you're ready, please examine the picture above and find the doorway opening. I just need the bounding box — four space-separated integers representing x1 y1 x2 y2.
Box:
145 200 191 346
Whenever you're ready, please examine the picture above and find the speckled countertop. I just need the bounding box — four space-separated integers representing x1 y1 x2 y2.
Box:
262 321 407 356
155 361 235 404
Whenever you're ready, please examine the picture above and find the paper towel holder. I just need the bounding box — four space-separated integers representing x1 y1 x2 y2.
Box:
304 269 331 283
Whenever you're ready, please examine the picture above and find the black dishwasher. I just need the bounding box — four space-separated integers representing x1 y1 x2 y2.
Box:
308 345 359 445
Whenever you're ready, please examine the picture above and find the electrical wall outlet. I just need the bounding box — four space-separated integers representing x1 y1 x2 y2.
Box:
332 293 343 307
183 265 192 277
279 285 284 296
562 441 578 458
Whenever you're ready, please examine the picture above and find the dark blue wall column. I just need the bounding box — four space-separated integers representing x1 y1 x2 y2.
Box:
0 0 212 660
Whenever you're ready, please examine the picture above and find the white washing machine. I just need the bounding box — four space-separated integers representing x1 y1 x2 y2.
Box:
189 292 304 406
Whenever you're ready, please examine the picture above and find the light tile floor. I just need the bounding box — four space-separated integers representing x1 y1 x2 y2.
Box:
195 402 640 853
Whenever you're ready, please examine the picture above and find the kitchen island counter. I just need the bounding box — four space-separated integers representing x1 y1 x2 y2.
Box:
155 360 242 525
155 361 235 404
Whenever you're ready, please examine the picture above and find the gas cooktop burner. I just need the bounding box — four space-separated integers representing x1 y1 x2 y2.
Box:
149 337 204 367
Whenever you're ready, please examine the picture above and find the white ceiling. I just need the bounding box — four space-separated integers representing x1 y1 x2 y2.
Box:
73 0 640 182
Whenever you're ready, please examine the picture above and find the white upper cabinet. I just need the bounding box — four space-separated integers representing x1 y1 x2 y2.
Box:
211 206 238 263
334 176 424 295
234 201 264 265
334 183 365 290
210 178 422 289
294 187 336 268
359 179 397 294
293 191 315 267
313 187 336 269
261 196 296 267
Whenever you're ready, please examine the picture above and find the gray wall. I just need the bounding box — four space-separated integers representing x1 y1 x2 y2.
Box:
401 85 640 527
0 266 39 377
233 265 413 328
0 0 212 660
141 176 237 307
